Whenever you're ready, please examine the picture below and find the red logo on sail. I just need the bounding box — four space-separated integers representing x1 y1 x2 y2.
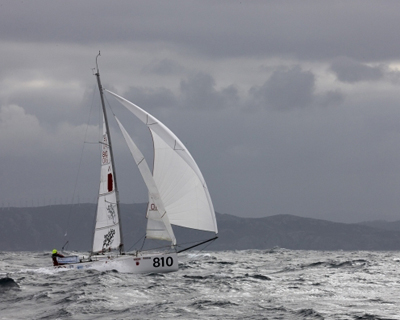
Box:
108 173 113 192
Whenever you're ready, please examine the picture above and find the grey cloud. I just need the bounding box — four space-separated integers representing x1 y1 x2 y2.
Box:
180 73 239 110
104 73 240 112
330 57 384 83
5 85 90 131
249 66 315 111
141 59 185 75
385 69 400 84
109 72 240 114
119 67 342 115
122 86 178 111
3 1 400 62
314 90 345 109
112 73 239 112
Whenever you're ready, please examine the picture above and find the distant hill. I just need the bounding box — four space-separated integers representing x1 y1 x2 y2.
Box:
214 213 400 251
358 220 400 232
1 204 400 251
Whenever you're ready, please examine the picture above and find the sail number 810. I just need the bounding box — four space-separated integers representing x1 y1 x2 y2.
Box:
153 256 173 268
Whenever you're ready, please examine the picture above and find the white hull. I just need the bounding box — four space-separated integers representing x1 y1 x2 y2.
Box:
55 252 178 274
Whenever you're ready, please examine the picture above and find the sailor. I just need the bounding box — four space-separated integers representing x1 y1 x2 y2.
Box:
52 249 65 266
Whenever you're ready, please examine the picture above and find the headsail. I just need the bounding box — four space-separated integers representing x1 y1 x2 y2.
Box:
92 114 122 253
114 116 176 244
106 90 218 234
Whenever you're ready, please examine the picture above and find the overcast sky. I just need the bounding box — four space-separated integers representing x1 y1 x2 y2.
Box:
2 1 400 223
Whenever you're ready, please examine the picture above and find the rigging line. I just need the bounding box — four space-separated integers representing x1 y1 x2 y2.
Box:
63 84 98 241
139 243 177 253
103 93 116 117
127 234 146 252
139 235 147 251
198 238 216 253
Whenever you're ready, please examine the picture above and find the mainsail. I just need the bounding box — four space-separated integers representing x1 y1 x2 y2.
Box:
92 114 122 253
106 90 218 235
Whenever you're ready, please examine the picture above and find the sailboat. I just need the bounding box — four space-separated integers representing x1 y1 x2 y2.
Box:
54 54 218 273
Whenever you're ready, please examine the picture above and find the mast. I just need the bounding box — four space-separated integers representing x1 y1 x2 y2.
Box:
95 52 124 254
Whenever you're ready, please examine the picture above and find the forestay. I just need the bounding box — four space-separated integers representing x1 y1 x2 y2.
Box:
106 90 218 235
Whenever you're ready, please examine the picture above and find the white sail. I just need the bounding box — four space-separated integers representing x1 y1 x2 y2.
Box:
106 90 218 234
92 115 122 253
114 116 176 244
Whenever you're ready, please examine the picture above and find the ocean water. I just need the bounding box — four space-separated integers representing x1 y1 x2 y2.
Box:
0 249 399 320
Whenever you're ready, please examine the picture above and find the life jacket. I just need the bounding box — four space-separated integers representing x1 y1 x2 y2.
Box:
52 253 64 266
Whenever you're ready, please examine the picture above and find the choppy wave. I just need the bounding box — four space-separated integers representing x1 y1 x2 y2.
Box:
0 277 19 293
0 250 399 319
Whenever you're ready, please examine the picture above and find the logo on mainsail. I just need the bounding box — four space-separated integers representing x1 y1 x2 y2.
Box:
103 228 115 249
107 203 117 223
102 134 110 165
